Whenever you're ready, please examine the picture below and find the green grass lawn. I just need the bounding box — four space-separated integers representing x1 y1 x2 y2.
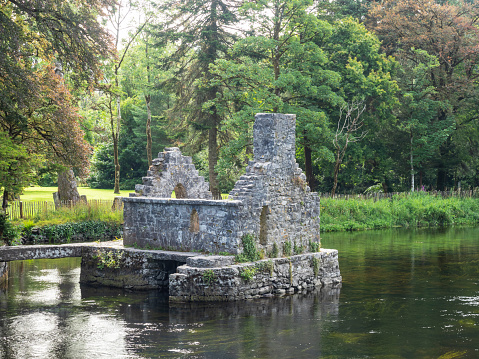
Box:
20 187 135 202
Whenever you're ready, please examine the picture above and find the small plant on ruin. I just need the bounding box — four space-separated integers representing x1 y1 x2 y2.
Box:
240 266 257 281
235 234 260 262
312 257 321 277
294 242 304 255
283 241 292 256
256 260 274 276
269 242 279 258
309 240 320 252
202 269 216 285
93 250 124 270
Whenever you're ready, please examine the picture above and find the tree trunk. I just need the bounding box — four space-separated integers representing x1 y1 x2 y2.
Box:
208 119 221 199
113 90 121 194
331 151 341 196
2 189 8 211
204 1 221 199
145 94 152 167
437 169 446 191
304 140 315 192
410 129 414 192
145 40 152 167
113 130 121 194
57 169 80 203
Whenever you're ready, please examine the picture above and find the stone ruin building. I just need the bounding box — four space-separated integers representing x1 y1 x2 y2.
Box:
123 113 321 256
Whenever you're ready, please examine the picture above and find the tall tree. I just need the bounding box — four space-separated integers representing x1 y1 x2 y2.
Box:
151 0 241 198
103 0 148 194
367 0 479 190
211 14 396 192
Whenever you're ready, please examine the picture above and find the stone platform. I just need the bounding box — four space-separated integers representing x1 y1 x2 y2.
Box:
0 241 341 301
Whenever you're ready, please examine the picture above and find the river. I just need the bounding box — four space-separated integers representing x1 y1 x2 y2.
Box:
1 227 478 358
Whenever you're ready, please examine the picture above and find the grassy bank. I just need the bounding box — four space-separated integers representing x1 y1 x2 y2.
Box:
321 192 479 232
1 203 123 246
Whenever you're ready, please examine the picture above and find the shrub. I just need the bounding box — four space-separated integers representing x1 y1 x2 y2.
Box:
235 234 260 262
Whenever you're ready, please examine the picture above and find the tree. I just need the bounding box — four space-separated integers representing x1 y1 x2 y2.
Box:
367 0 479 190
211 14 397 193
0 0 114 203
393 49 453 191
151 0 241 198
103 0 148 194
331 101 367 195
209 0 341 191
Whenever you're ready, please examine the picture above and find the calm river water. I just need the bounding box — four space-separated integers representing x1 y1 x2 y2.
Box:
1 227 478 358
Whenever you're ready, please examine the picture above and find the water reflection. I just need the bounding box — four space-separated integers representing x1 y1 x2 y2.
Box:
0 258 340 358
1 227 479 358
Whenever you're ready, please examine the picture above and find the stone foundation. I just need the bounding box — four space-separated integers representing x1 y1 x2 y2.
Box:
79 246 192 290
169 249 341 302
0 241 341 302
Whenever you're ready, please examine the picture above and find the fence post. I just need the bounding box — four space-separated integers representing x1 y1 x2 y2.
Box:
19 201 23 219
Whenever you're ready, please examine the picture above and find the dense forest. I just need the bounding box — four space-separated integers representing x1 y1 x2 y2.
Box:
2 0 479 202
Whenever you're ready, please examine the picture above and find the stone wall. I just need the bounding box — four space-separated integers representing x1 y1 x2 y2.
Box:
169 249 341 302
123 198 243 253
133 147 212 199
229 113 320 256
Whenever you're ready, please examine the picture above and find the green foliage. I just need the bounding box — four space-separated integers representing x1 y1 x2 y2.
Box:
235 233 260 262
309 240 320 252
38 221 122 243
269 242 279 258
93 250 124 270
283 241 292 257
293 242 305 255
202 269 216 285
0 211 21 246
88 143 115 189
240 266 257 282
0 130 40 200
256 260 274 277
321 194 479 232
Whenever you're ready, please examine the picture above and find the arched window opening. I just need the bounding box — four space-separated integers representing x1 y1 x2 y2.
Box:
173 183 187 199
259 206 269 245
190 209 199 233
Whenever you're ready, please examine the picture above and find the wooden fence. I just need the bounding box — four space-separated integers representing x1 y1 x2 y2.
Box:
6 194 230 221
319 189 479 201
6 199 118 221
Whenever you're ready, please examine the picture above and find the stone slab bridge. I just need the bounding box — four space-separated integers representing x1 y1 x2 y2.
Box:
0 240 341 301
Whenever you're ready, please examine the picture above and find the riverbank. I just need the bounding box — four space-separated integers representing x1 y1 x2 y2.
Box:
321 192 479 231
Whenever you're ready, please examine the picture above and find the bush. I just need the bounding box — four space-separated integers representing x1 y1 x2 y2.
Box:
321 193 479 232
235 234 260 262
0 211 21 245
